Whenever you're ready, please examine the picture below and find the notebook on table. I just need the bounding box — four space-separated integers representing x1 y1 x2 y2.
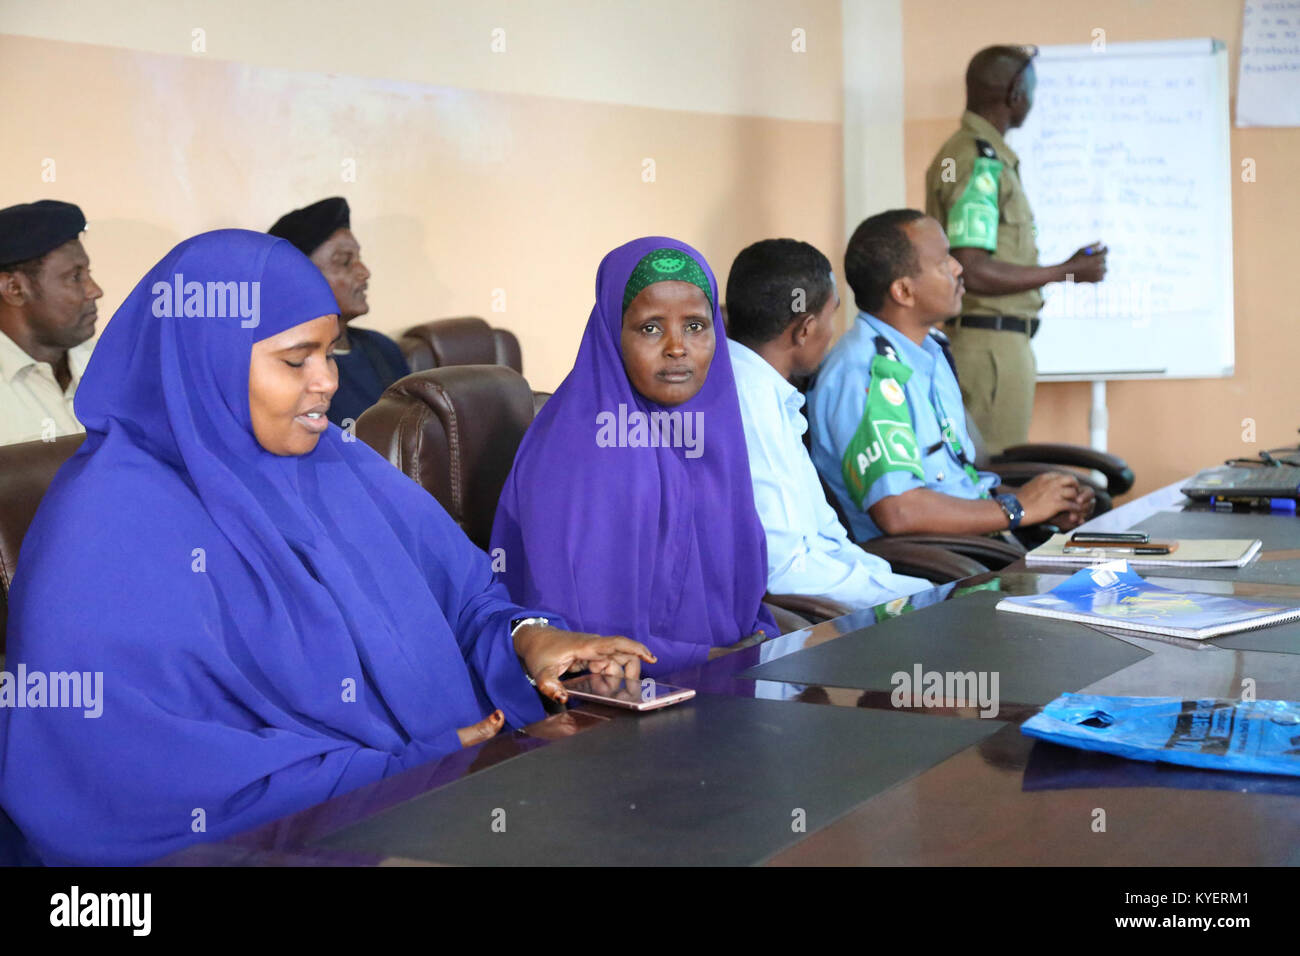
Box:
1025 534 1262 568
996 561 1300 640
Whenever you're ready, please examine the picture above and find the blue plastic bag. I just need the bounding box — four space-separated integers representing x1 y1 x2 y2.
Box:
1022 694 1300 778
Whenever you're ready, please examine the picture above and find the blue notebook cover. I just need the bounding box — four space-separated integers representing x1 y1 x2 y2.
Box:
995 560 1300 639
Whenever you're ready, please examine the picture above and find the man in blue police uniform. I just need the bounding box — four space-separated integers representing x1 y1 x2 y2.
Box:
807 209 1093 542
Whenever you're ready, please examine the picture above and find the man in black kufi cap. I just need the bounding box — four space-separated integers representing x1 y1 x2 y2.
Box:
268 198 410 427
0 200 104 445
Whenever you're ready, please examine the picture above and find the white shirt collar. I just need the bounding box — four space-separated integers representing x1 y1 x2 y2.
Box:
728 338 802 410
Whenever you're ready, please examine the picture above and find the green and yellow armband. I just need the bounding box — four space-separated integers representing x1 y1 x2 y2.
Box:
841 351 925 509
946 154 1002 252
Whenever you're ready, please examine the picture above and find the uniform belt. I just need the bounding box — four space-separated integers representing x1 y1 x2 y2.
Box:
950 314 1040 337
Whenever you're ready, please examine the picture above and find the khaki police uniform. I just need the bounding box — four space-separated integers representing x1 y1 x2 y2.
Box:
925 110 1042 455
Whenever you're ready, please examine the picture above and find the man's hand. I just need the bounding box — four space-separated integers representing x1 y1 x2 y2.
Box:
513 625 655 704
1017 471 1086 526
1060 243 1108 283
1050 483 1096 531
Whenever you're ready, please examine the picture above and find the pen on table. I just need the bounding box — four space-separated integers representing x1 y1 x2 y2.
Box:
1210 496 1298 514
1068 545 1173 555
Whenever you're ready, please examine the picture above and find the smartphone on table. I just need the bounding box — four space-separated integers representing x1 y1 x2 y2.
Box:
562 674 695 711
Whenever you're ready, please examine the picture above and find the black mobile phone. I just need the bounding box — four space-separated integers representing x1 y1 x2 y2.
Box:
1069 532 1150 544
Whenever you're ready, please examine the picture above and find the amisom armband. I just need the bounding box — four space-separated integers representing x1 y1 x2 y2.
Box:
946 150 1002 252
841 349 925 509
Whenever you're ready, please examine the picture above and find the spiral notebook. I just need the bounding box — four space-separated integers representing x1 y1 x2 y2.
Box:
996 561 1300 640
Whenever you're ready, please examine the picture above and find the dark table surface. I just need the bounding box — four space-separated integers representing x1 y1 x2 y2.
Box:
153 481 1300 866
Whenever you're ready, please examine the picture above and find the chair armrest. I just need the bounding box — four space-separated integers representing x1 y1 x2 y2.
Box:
856 539 990 582
866 533 1024 571
993 443 1134 495
762 592 854 624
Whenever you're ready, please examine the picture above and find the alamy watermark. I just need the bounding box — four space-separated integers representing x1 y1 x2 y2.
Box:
1045 273 1152 327
890 663 999 718
151 273 260 328
0 665 103 718
50 886 150 935
596 403 703 459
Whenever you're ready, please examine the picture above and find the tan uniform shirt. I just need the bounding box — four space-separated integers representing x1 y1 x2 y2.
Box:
0 330 93 446
925 110 1043 320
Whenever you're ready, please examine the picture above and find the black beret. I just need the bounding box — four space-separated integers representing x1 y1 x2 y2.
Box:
267 197 351 257
0 200 87 267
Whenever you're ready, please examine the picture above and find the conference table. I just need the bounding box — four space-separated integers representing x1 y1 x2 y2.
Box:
157 478 1300 867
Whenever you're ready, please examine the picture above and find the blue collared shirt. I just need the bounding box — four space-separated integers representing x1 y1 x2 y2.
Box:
807 312 999 541
729 339 931 609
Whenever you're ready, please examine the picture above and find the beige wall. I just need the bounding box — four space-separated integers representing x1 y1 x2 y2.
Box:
0 0 845 392
3 0 842 121
902 0 1300 498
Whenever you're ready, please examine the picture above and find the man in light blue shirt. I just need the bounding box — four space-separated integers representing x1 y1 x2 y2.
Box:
724 239 931 610
807 210 1091 542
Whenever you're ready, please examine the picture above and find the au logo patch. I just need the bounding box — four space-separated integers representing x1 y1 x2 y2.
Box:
873 419 920 467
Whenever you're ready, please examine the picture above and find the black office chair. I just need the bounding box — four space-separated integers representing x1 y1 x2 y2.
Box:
967 411 1133 516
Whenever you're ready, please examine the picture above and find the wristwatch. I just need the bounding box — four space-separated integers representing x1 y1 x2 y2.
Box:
994 493 1025 530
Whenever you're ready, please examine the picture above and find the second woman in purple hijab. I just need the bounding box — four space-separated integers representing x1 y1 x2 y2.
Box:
491 237 778 676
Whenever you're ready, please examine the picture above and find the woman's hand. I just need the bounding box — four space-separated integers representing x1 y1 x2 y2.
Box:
457 709 505 747
513 625 655 703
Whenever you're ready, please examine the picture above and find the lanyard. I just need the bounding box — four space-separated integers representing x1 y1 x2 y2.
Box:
927 374 987 494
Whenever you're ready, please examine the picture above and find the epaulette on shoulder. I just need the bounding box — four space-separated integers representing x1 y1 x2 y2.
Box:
872 334 899 362
974 138 998 160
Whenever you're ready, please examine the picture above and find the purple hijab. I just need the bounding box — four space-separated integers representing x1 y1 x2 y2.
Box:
491 237 776 675
0 230 548 865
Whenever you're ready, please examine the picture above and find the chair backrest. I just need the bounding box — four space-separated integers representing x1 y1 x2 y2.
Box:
0 433 86 652
398 317 523 375
355 365 536 550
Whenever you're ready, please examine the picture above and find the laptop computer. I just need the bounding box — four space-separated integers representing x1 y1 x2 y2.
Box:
1181 464 1300 501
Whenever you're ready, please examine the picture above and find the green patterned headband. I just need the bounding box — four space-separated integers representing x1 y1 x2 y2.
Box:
622 248 714 314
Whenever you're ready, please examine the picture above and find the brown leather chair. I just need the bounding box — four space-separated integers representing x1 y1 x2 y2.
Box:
356 365 534 551
398 317 523 375
398 317 551 414
0 434 86 653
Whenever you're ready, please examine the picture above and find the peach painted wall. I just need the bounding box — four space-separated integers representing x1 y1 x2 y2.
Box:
902 0 1300 499
0 2 844 392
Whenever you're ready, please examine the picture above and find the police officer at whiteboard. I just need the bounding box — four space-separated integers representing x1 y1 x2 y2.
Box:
925 45 1107 455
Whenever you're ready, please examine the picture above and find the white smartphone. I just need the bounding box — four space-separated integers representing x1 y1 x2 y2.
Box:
561 675 696 712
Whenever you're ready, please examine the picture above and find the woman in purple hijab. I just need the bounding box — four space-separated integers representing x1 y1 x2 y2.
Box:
0 230 650 866
492 237 778 676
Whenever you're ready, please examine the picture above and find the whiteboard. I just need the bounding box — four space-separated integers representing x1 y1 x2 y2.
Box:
1007 39 1234 380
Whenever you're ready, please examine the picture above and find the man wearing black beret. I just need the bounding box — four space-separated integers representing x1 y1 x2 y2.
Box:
0 200 103 445
267 197 410 428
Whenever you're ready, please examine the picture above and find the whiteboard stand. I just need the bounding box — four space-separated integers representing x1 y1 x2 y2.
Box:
1090 379 1108 452
1038 368 1167 456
